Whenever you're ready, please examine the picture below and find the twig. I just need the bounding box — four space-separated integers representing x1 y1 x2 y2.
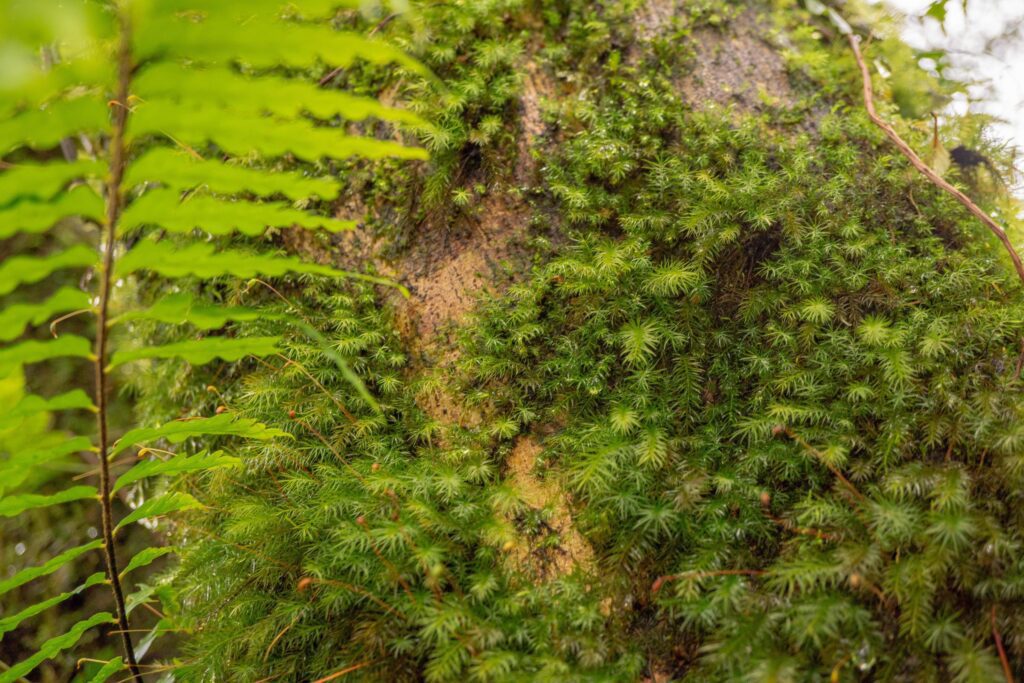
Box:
991 605 1016 683
847 34 1024 286
776 426 866 502
311 660 379 683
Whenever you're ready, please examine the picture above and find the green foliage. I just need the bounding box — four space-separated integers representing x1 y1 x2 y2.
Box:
150 1 1024 680
0 0 426 677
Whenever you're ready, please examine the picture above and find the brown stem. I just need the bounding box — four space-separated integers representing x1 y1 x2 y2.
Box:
94 9 142 681
991 605 1016 683
310 660 379 683
847 34 1024 286
778 426 866 502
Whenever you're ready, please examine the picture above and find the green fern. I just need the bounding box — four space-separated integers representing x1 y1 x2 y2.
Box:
0 0 425 679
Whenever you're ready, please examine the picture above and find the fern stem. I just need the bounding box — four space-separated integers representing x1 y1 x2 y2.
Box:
93 8 142 681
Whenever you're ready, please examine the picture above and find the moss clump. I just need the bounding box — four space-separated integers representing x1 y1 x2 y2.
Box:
147 1 1024 680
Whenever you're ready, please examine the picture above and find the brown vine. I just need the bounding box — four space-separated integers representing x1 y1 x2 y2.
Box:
847 33 1024 287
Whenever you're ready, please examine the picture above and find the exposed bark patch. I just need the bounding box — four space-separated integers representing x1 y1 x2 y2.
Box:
680 10 796 113
634 0 680 43
634 2 797 115
505 437 594 578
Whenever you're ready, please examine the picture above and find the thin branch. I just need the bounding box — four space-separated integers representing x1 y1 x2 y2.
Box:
991 605 1016 683
93 8 142 680
310 659 379 683
776 426 866 502
847 34 1024 286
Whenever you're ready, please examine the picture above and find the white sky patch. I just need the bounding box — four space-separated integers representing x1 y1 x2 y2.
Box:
873 0 1024 154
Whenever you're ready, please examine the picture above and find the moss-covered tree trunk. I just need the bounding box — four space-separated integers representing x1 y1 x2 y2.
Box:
156 1 1024 681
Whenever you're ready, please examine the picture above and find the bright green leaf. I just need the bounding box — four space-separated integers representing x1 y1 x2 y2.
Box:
120 547 175 579
0 485 97 517
116 492 202 530
111 413 289 457
0 97 108 154
0 244 96 296
0 573 105 640
0 286 93 342
0 185 103 239
108 335 281 369
130 102 427 163
117 240 406 294
120 188 354 235
86 658 123 683
124 147 338 200
134 63 426 126
0 612 115 683
0 335 93 367
115 292 274 329
114 449 239 492
0 541 103 597
0 159 104 205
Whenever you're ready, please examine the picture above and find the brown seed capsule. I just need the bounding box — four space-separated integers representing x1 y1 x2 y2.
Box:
288 409 296 419
355 515 367 526
371 463 381 472
771 424 786 437
849 573 862 589
501 540 515 552
759 491 771 507
215 405 227 414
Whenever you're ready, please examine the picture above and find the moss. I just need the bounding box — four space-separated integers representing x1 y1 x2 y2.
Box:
136 1 1024 680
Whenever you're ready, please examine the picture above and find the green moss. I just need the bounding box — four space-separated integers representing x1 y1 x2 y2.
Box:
141 1 1024 680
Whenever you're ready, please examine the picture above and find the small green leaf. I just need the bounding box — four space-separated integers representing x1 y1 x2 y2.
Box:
0 612 115 683
130 102 428 164
0 97 108 154
116 492 202 530
0 541 103 597
135 63 426 127
108 335 281 369
0 159 104 205
0 244 96 296
111 413 288 457
120 547 175 579
86 658 123 683
116 239 342 278
0 286 93 342
0 335 93 367
0 485 97 517
0 437 94 495
137 16 432 79
0 573 105 640
120 188 354 235
115 292 274 329
0 389 95 426
124 147 338 200
925 0 948 23
114 449 239 492
125 584 157 616
0 185 104 239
